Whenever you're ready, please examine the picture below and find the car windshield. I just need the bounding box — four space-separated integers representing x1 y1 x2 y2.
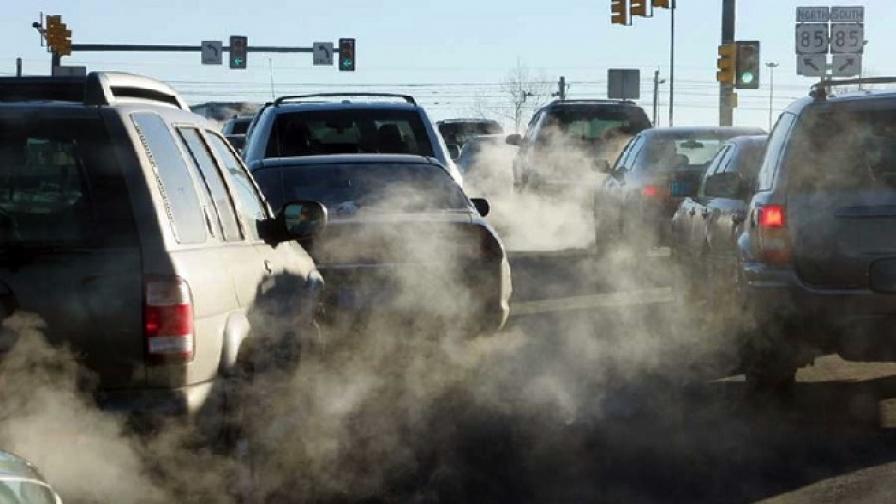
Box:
265 109 435 158
279 162 468 212
787 106 896 192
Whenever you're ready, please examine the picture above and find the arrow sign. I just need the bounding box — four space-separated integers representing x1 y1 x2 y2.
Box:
312 42 334 66
832 53 862 77
201 40 223 65
797 54 826 77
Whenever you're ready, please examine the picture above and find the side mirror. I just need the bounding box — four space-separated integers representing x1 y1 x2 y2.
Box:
446 144 461 161
505 133 522 146
471 197 490 217
280 200 328 240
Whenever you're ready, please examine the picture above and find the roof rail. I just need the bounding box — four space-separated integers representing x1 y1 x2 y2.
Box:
810 76 896 101
550 99 636 105
0 71 187 109
273 92 417 106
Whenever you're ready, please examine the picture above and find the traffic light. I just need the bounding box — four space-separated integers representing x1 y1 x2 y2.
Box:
339 38 356 72
45 15 72 56
652 0 671 8
631 0 649 17
735 41 760 89
717 43 736 85
229 35 247 69
611 0 629 25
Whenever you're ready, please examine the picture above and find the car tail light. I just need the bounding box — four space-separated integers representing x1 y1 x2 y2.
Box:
144 277 194 364
642 185 660 198
757 204 791 265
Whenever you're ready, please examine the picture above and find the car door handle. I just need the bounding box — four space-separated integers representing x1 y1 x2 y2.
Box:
264 260 273 275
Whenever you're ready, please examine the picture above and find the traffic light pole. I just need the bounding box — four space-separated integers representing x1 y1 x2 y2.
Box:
719 0 736 126
668 0 676 127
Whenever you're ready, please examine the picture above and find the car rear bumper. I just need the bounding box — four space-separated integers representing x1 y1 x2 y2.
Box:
95 379 215 419
742 261 896 358
318 258 511 334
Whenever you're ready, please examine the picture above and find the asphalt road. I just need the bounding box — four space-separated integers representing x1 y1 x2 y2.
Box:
434 248 896 504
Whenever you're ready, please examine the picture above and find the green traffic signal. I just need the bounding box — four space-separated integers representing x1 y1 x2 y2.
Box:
735 41 760 89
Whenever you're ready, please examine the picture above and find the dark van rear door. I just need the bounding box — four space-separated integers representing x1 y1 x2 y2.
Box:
0 110 144 388
787 101 896 289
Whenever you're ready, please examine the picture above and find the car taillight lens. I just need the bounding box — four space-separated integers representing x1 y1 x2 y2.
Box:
642 185 660 198
757 204 791 265
144 277 194 364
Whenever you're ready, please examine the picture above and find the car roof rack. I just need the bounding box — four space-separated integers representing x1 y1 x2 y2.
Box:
810 76 896 101
0 71 187 110
273 92 417 106
549 99 637 105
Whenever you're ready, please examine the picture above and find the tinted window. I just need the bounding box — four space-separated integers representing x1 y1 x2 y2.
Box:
177 128 242 241
786 106 896 192
757 113 796 190
439 121 503 146
265 109 435 158
274 163 468 212
536 106 651 146
0 117 134 247
132 113 206 244
634 135 726 172
730 140 767 185
699 145 732 197
207 133 268 240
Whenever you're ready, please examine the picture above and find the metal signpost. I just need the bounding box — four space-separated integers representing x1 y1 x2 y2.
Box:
795 6 864 79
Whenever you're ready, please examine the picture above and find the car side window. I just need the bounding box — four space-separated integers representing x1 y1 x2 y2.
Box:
131 113 207 244
523 113 541 146
206 132 269 241
757 113 796 191
177 127 242 242
624 136 646 171
612 136 638 171
698 145 731 197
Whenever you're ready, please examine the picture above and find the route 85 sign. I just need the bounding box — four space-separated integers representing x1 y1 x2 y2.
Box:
795 23 829 54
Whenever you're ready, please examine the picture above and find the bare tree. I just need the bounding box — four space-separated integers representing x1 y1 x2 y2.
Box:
499 61 552 132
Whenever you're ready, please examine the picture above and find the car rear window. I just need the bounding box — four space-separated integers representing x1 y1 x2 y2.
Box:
635 135 725 172
262 162 468 212
536 106 651 145
0 116 136 248
265 109 435 159
786 105 896 192
439 121 503 145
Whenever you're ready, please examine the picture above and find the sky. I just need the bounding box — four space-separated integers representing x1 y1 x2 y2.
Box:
2 0 892 131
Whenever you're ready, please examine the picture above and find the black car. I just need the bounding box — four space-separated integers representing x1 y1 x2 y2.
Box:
507 99 651 196
251 154 512 335
737 79 896 388
594 126 764 253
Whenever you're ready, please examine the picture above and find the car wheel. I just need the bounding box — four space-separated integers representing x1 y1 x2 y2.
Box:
741 323 798 392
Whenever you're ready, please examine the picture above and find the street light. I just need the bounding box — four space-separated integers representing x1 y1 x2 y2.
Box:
765 62 779 130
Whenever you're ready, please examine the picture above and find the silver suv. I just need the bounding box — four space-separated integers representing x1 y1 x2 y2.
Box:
0 72 324 418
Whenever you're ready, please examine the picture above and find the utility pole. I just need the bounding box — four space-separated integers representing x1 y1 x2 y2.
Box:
15 58 22 77
653 70 666 126
720 0 736 126
669 0 676 126
558 76 566 100
766 62 779 130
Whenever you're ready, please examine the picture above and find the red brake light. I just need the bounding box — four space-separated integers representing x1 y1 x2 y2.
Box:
757 204 791 265
642 185 659 197
144 277 194 364
758 204 786 228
